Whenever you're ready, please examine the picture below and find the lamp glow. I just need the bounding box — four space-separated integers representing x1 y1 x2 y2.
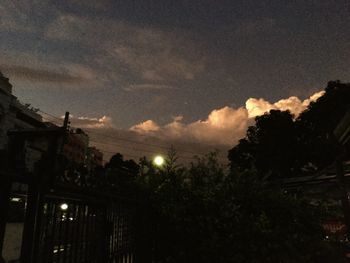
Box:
60 203 68 210
153 156 165 166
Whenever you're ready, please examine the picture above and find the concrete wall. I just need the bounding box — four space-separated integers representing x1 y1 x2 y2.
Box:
2 223 23 263
0 73 43 151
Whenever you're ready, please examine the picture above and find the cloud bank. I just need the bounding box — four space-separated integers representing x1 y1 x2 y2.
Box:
246 91 325 118
130 91 325 146
54 115 115 129
1 64 96 84
46 90 324 163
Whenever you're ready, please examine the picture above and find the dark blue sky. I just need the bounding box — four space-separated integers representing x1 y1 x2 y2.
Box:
1 0 350 129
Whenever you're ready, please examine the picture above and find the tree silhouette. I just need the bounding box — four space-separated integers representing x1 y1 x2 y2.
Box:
229 110 299 178
139 153 344 262
105 153 139 187
229 81 350 178
297 81 350 171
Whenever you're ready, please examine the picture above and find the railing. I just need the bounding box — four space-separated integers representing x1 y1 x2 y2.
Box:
0 129 154 263
31 194 137 263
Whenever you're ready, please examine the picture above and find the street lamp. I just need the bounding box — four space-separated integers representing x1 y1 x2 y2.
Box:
60 203 68 211
153 155 165 167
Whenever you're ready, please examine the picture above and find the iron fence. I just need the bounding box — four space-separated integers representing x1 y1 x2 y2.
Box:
0 129 155 263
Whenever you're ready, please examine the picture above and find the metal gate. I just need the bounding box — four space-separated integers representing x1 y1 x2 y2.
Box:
0 129 154 263
26 191 137 263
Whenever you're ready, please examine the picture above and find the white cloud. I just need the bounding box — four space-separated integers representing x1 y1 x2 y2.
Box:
302 90 325 107
49 91 324 163
129 90 324 146
246 90 325 118
172 115 184 122
130 120 160 133
68 115 114 129
130 106 249 146
184 107 250 145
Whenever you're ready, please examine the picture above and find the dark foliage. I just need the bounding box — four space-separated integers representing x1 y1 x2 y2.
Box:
297 81 350 171
137 153 345 263
229 81 350 178
105 153 140 188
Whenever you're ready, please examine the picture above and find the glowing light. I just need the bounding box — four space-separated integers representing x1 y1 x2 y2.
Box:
153 156 165 166
60 203 68 210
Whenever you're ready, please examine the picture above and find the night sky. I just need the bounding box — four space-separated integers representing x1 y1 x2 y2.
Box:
1 0 350 161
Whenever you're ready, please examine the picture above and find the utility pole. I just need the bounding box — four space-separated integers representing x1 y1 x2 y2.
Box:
59 112 70 156
63 111 70 130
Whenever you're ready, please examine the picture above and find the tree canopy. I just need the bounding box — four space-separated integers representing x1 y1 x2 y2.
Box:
104 153 140 188
136 152 344 263
229 81 350 178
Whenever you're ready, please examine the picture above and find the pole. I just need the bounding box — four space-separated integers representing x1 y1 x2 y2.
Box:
63 112 70 130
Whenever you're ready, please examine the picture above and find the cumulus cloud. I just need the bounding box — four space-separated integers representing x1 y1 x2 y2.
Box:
130 107 249 146
302 91 325 107
44 91 323 163
246 90 325 118
59 115 114 129
129 90 324 146
130 120 160 133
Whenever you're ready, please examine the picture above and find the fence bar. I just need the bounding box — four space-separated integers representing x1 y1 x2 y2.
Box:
0 172 11 263
48 202 58 263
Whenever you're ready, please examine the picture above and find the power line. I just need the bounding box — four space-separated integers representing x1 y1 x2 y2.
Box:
36 109 228 160
98 149 144 160
86 129 210 156
35 110 212 156
90 140 202 161
90 140 167 155
41 110 213 156
13 74 230 163
98 149 225 164
38 110 63 122
88 133 205 156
